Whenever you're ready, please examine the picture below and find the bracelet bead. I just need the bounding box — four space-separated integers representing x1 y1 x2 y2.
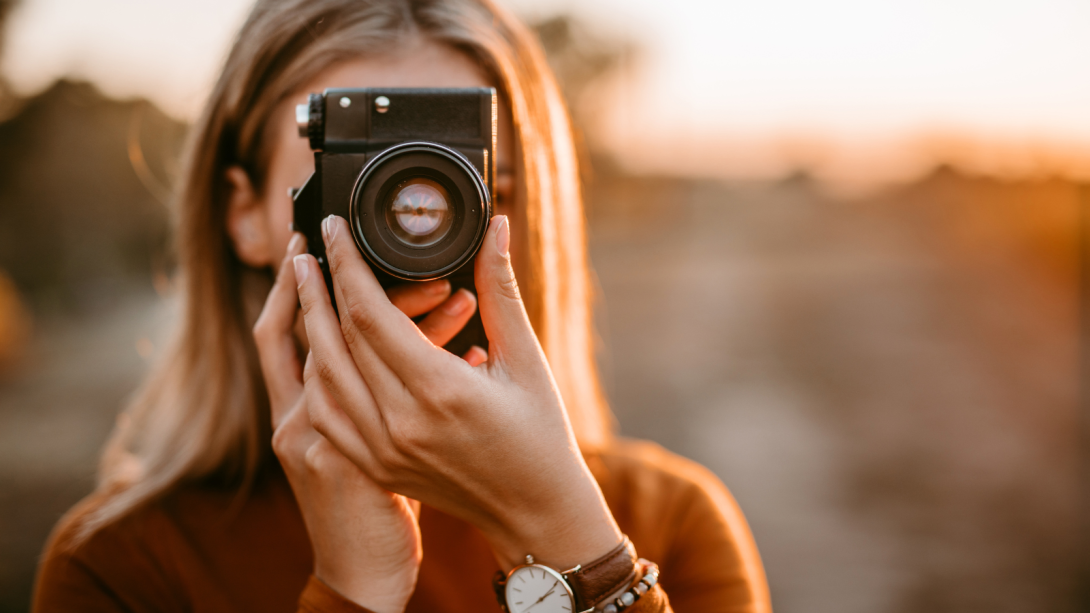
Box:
601 559 659 611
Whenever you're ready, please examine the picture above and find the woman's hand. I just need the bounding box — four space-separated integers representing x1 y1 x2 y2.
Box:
293 215 622 572
254 234 487 612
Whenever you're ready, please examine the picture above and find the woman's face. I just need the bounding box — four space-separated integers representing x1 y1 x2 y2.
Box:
225 36 525 304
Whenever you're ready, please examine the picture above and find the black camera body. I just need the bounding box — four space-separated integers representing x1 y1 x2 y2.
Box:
291 87 496 356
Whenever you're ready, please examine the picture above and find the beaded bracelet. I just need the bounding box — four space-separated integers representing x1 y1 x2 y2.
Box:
600 559 659 612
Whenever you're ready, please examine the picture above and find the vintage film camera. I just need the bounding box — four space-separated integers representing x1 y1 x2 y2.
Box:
291 88 496 356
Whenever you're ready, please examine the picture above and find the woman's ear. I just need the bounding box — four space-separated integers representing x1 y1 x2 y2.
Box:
225 166 275 267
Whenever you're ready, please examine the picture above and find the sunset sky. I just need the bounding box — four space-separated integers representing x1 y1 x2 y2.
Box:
5 0 1090 188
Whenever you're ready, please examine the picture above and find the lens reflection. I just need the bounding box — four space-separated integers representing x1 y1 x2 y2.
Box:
384 177 454 247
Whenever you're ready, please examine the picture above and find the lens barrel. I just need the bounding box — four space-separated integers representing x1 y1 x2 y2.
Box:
349 142 490 280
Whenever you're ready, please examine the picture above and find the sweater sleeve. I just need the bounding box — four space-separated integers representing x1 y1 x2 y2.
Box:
297 576 378 613
34 551 152 613
655 462 770 613
33 527 186 613
590 440 771 613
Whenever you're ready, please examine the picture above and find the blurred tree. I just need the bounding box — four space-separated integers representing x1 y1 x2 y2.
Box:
0 0 30 375
0 0 19 109
0 80 185 312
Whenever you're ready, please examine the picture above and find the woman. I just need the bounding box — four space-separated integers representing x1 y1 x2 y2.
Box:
34 1 770 612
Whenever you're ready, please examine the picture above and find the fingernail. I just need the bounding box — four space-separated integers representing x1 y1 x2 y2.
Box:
287 233 304 254
495 215 509 256
442 289 472 315
293 255 309 286
428 280 451 295
322 215 339 245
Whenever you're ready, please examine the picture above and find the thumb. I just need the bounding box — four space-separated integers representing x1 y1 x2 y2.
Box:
474 215 541 367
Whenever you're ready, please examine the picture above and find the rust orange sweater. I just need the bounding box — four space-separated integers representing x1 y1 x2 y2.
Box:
33 439 770 613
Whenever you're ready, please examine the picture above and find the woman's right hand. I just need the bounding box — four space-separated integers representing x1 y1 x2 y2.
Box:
294 216 623 574
253 233 485 613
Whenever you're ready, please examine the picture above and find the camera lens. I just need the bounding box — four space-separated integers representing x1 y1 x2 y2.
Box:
350 142 490 280
384 177 454 247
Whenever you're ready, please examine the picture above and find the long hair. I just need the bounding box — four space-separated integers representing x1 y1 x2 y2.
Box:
79 0 610 540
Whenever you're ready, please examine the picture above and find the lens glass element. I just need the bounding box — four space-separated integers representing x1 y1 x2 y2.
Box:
383 177 454 247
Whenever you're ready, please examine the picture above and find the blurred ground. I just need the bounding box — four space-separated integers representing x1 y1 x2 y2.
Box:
0 288 173 610
0 18 1082 612
588 166 1079 613
0 147 1079 612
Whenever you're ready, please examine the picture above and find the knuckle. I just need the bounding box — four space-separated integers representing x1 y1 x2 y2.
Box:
309 353 339 388
308 414 336 445
496 272 521 302
318 439 356 475
345 302 378 338
251 316 267 338
252 317 273 346
306 401 329 434
271 426 292 460
302 442 325 473
339 315 362 349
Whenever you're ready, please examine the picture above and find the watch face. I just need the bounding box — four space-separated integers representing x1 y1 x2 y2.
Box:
505 564 576 613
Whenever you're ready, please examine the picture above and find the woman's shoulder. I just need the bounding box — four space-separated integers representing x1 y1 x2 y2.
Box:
588 437 745 526
34 474 311 612
589 438 730 502
587 438 771 613
33 489 191 612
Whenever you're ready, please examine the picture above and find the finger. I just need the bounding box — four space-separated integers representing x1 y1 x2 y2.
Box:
321 216 419 401
301 351 384 477
416 289 477 348
463 345 488 367
271 390 321 465
293 252 386 444
387 280 451 318
321 215 455 387
474 216 544 368
253 233 307 426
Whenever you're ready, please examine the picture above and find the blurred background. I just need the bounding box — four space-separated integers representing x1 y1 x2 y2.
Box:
0 0 1084 611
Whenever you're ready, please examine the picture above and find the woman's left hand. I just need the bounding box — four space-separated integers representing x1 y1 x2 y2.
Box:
255 234 430 613
293 214 622 572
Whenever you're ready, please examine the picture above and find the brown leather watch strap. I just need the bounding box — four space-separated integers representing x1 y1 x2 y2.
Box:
563 536 638 611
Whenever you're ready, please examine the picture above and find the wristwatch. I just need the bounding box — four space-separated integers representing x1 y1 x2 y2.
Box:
493 536 638 613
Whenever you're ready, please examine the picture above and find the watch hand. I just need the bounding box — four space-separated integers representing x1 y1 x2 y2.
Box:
524 581 559 611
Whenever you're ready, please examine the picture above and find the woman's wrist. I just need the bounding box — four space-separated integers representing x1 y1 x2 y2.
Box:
485 472 623 571
314 565 417 613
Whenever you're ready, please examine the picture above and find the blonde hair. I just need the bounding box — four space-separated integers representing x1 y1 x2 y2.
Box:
80 0 610 539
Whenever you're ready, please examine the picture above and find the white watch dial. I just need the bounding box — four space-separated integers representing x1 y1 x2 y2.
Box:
505 564 576 613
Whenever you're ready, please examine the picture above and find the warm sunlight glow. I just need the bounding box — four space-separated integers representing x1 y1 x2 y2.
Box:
5 0 1090 187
